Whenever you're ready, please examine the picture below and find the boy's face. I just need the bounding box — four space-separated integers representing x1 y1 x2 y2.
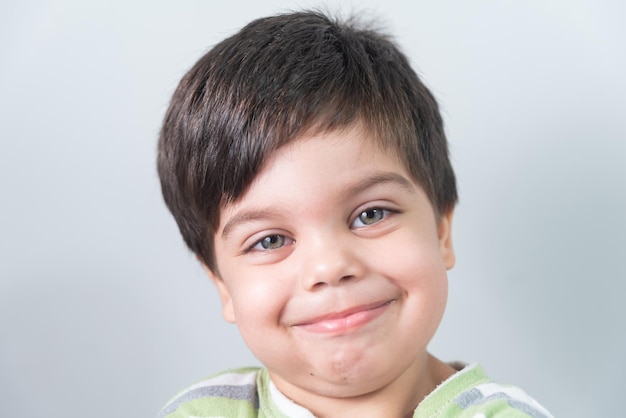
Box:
207 125 455 401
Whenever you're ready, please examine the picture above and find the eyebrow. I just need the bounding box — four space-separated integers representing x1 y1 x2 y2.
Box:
220 171 416 240
345 171 416 198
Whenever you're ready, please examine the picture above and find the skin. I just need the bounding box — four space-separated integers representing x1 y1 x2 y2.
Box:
205 124 457 417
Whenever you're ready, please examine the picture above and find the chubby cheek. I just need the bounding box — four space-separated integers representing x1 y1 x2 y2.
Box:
374 235 449 329
375 228 447 280
232 282 283 325
227 272 292 350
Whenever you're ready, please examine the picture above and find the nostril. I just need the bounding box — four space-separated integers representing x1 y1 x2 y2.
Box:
308 276 353 291
301 246 363 290
310 281 327 291
338 274 355 283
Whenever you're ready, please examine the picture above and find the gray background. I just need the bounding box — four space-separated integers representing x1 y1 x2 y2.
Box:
1 1 624 416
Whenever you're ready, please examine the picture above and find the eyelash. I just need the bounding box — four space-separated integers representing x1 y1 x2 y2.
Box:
246 234 294 253
244 206 399 253
350 206 398 228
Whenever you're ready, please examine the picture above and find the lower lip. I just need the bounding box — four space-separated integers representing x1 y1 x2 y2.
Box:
295 301 393 334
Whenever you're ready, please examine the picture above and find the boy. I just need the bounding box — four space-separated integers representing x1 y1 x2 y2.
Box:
157 10 552 418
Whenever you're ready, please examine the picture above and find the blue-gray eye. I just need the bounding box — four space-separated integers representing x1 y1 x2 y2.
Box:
256 234 286 250
353 208 386 227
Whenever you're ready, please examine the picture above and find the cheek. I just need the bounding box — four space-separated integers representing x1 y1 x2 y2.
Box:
373 234 449 317
228 278 295 366
228 269 291 329
373 230 447 282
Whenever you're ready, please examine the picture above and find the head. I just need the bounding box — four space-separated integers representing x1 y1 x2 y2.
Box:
158 10 457 273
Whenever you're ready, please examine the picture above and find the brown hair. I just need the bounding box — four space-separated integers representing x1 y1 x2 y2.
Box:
158 10 457 271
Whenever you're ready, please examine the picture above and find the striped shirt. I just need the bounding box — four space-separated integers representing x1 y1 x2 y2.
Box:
159 364 552 417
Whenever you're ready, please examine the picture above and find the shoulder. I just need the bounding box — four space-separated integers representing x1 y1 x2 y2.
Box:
416 364 553 418
158 367 262 418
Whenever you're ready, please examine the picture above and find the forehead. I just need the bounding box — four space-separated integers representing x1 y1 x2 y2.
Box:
252 124 400 180
268 123 403 182
217 126 414 228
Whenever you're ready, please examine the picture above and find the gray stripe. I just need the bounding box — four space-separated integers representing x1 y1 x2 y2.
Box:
455 388 483 408
456 389 550 418
159 384 259 417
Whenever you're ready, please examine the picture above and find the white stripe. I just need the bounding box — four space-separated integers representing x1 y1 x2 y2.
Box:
269 379 316 418
184 369 258 392
475 383 552 416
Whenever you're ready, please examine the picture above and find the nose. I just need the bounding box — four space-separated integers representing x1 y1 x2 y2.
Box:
299 231 365 291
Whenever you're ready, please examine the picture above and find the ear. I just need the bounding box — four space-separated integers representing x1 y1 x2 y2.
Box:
438 209 456 270
201 263 236 323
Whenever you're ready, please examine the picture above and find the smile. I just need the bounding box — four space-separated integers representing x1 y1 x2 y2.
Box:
293 300 395 334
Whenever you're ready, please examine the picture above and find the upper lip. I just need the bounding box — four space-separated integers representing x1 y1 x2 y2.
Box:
292 299 395 327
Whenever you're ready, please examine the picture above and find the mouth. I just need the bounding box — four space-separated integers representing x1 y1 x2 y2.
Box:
292 299 395 334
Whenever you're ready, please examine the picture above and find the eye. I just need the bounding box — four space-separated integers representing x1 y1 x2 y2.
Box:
351 208 389 228
249 234 291 251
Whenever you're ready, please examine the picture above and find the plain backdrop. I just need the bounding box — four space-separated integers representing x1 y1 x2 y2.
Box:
1 1 624 417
